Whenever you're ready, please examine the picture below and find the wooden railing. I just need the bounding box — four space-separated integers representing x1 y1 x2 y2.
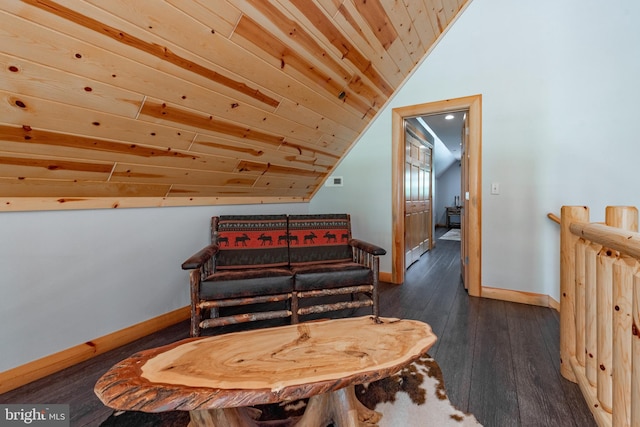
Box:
556 206 640 427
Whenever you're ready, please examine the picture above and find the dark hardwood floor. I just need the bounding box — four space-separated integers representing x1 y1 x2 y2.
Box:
0 227 596 427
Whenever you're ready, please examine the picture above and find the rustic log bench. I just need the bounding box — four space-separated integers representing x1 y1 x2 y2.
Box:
181 214 386 337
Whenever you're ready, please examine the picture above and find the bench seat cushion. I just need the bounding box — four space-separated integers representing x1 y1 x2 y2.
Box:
291 262 372 291
202 268 294 299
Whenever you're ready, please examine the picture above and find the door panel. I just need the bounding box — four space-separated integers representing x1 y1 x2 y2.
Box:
461 113 469 288
404 130 433 268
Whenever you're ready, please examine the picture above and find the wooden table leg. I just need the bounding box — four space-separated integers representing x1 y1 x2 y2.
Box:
188 406 262 427
188 387 382 427
295 386 382 427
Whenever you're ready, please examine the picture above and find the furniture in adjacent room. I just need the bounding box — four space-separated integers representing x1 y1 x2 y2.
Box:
181 214 386 337
446 206 461 228
94 316 436 427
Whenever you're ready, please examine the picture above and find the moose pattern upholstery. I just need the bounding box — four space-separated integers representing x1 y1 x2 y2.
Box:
214 215 290 268
288 214 353 265
182 214 386 336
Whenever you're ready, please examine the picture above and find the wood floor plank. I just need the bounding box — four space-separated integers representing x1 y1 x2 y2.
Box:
469 298 521 426
506 302 582 426
431 282 480 413
417 241 463 355
533 303 598 427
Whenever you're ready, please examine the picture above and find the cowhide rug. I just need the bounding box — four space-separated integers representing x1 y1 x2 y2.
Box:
99 354 482 426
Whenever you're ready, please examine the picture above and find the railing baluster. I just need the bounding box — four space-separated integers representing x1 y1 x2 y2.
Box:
596 246 616 413
576 238 587 367
612 255 636 427
607 206 638 427
560 206 590 381
586 242 601 386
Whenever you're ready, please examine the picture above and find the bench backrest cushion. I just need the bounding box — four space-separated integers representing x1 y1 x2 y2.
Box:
213 215 289 269
288 214 353 266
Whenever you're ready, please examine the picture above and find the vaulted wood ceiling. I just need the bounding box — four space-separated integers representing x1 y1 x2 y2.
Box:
0 0 469 211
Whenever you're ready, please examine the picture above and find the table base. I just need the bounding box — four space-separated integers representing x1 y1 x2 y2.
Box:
188 385 382 427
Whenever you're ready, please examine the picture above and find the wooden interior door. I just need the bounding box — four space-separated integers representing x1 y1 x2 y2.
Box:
421 146 432 255
404 129 433 268
460 113 470 289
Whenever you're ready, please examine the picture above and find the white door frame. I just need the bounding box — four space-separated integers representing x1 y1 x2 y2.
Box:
391 95 482 297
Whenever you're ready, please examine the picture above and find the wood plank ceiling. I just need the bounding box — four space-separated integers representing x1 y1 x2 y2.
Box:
0 0 469 211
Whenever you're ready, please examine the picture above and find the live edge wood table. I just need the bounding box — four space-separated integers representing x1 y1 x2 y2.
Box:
95 316 436 427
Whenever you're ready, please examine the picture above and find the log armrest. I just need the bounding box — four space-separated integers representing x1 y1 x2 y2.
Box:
181 244 219 270
349 239 387 256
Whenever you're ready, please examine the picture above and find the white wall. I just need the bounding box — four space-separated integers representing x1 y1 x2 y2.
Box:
312 0 640 299
0 203 309 372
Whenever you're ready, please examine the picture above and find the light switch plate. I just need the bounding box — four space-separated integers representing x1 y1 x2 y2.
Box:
491 182 500 195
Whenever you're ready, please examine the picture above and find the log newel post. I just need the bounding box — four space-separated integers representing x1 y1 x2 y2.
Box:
560 206 590 382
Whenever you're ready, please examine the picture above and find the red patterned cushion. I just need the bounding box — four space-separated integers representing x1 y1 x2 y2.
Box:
288 214 353 266
213 215 289 269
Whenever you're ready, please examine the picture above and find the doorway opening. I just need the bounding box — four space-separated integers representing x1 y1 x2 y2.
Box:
391 95 482 297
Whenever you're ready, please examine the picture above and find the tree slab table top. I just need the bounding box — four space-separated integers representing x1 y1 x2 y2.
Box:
94 316 437 426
